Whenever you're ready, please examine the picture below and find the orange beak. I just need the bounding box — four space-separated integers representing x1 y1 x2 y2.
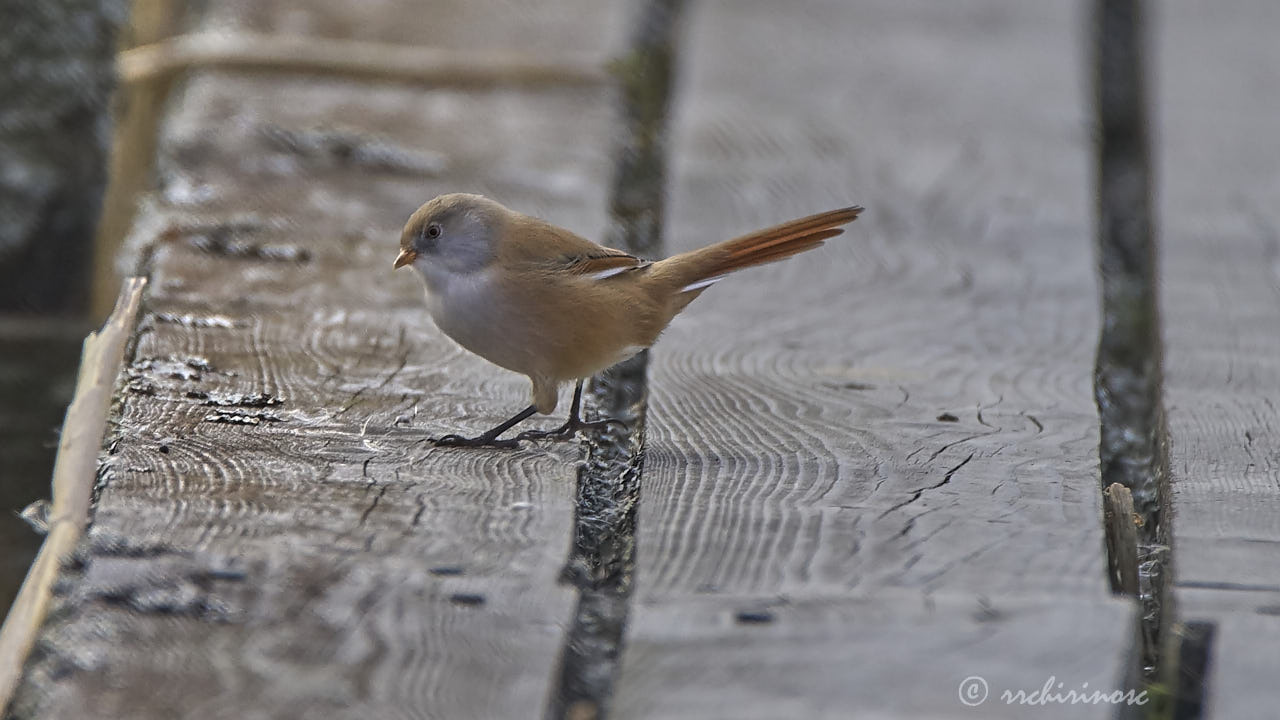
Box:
394 248 418 269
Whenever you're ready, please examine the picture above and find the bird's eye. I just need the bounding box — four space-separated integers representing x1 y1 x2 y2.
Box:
426 223 442 239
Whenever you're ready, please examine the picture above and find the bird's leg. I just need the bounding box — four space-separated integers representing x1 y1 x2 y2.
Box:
434 404 538 449
515 380 627 442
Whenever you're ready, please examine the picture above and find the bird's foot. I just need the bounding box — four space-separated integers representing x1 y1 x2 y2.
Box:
516 417 628 442
432 433 521 450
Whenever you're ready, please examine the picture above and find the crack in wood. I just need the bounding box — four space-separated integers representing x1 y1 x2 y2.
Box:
880 453 975 528
358 484 390 527
410 494 427 528
974 395 1003 429
924 432 994 465
1176 581 1280 594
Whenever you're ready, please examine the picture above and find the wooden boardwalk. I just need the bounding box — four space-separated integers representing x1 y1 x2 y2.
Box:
1157 3 1280 716
2 0 1277 718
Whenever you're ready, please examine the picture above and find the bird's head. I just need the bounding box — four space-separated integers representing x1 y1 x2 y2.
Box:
395 193 506 280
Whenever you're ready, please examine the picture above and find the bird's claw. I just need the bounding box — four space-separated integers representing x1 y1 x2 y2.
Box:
432 433 521 450
515 424 575 442
432 413 628 448
515 417 628 442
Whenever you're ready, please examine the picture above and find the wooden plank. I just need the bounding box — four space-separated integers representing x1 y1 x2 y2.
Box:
8 0 627 717
200 0 626 60
116 0 626 89
614 1 1135 716
1156 1 1280 714
615 593 1137 720
1200 615 1280 718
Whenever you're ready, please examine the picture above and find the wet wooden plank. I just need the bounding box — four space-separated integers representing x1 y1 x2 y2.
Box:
1156 1 1280 715
9 0 626 717
614 1 1135 716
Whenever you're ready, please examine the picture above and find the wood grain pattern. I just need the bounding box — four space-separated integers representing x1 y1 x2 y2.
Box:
644 0 1111 597
613 593 1137 720
9 0 627 716
614 1 1135 715
1156 1 1280 714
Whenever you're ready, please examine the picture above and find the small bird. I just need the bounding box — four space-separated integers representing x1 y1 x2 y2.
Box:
396 193 862 448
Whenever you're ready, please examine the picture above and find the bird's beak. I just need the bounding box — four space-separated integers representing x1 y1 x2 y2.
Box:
394 248 418 269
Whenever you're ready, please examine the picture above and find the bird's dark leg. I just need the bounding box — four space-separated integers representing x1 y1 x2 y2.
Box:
515 380 627 442
434 404 538 449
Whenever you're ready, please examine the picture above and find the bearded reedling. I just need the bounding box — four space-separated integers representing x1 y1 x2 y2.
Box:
395 193 862 448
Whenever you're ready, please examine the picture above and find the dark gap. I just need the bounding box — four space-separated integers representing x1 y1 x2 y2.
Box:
543 0 685 718
0 0 126 621
0 321 90 618
1092 0 1176 682
1170 621 1215 720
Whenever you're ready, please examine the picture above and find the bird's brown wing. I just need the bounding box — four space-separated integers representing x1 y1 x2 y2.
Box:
501 212 650 279
557 250 651 279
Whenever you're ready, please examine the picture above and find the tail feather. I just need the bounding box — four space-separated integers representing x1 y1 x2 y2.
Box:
721 208 861 266
652 206 862 299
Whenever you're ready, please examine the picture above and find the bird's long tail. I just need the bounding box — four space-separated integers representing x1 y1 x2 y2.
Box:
650 205 863 303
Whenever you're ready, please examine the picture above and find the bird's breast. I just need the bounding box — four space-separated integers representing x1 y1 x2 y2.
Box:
417 268 541 376
414 263 660 382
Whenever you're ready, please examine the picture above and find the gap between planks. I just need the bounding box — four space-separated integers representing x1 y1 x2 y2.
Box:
544 0 686 717
1091 0 1173 681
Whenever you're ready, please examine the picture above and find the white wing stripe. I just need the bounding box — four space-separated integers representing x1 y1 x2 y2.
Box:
679 275 725 293
587 266 638 280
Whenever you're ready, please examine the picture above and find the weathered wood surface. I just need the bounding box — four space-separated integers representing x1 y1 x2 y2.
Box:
1157 1 1280 715
31 0 1280 716
614 1 1136 717
617 594 1134 720
8 0 627 717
